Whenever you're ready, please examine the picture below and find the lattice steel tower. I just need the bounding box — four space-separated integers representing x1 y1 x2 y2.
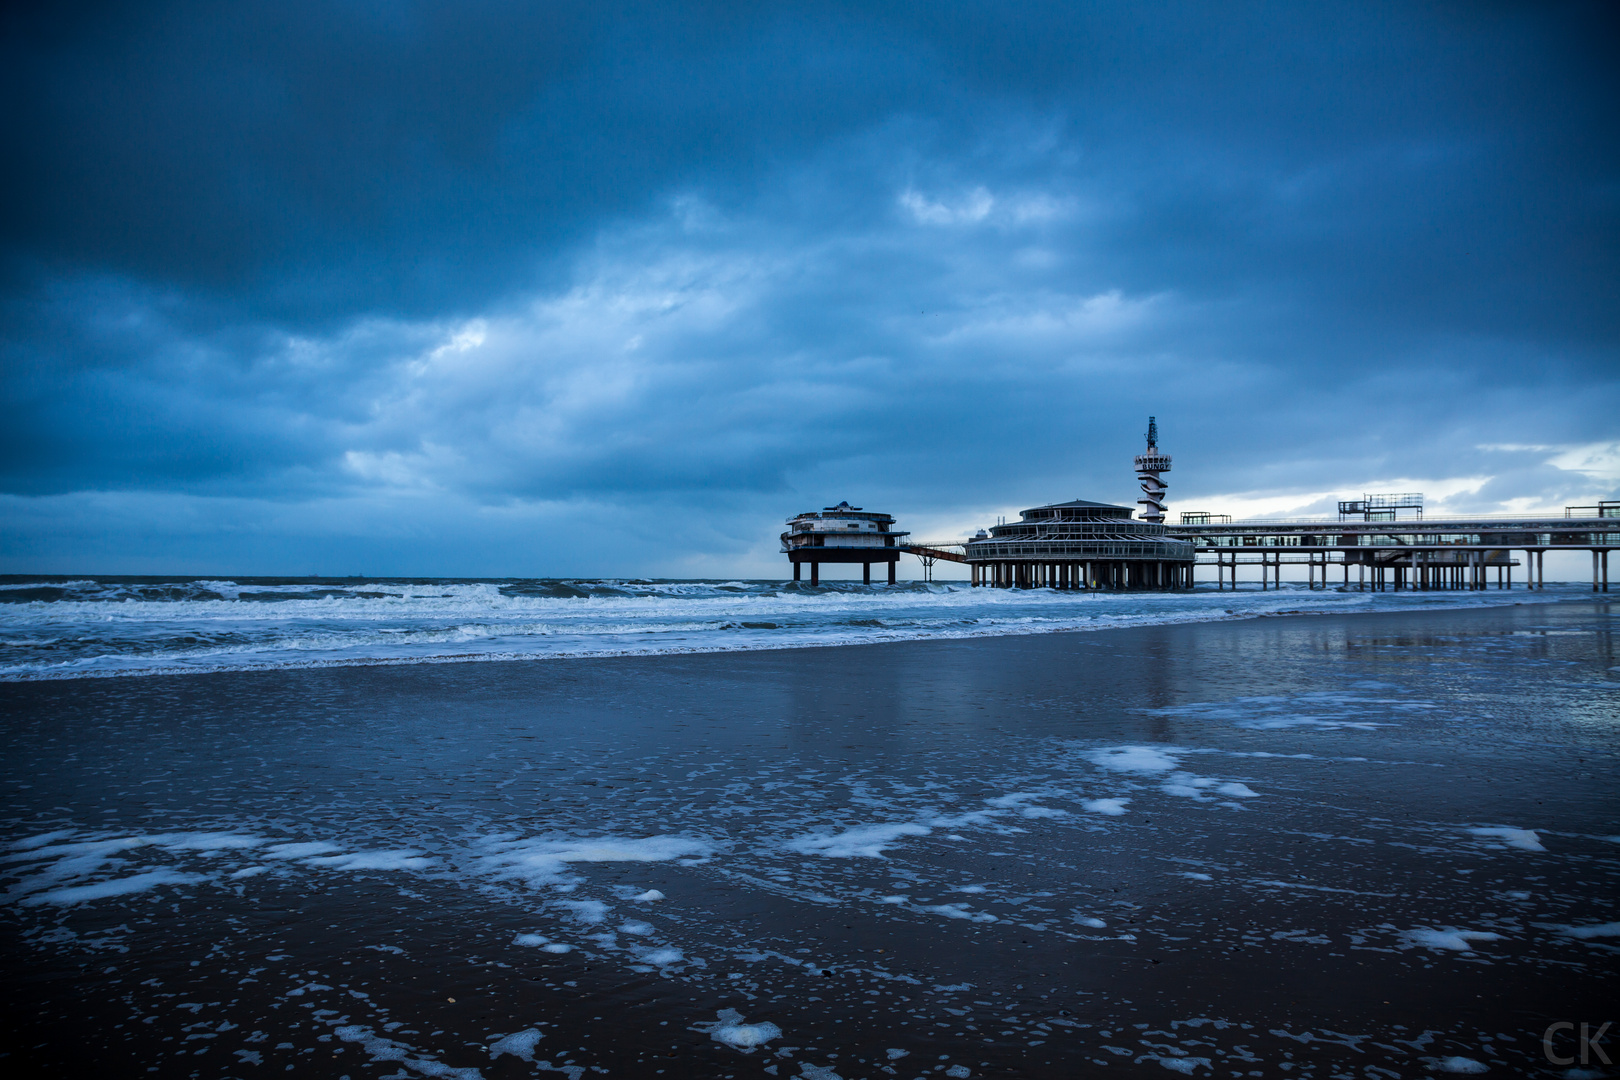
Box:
1134 416 1172 523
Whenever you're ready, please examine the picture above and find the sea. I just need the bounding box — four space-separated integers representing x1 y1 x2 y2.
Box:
0 574 1585 681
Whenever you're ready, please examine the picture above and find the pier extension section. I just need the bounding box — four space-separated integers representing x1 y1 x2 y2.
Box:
1172 502 1619 592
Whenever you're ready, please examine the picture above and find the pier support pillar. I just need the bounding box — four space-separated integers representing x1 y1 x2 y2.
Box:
810 561 819 587
793 562 801 582
1595 550 1602 593
863 562 871 585
888 561 895 585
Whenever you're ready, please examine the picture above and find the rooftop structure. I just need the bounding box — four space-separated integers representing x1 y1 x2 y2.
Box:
781 501 910 585
1338 493 1423 521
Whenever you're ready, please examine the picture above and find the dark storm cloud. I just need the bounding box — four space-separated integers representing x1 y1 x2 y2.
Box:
1 1 1616 571
3 0 939 316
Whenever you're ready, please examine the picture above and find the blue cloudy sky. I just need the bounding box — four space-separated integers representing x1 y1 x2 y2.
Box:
2 0 1616 577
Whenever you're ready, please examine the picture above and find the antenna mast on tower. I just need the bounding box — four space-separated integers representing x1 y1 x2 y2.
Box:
1134 416 1171 523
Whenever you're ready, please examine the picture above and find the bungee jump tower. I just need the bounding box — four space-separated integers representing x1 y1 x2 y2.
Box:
1134 416 1171 524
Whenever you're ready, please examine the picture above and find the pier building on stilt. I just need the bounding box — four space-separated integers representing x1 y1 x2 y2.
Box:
781 502 909 585
962 498 1196 589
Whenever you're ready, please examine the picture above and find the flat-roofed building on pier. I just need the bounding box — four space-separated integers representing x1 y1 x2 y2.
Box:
781 502 909 585
964 499 1196 589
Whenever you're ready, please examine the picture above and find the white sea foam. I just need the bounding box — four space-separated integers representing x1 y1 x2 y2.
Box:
0 576 1558 682
701 1009 782 1051
1401 928 1504 952
787 822 932 858
636 945 685 966
1554 922 1620 939
1466 827 1546 852
1162 772 1217 799
473 835 714 888
489 1028 543 1062
554 899 610 924
265 841 341 859
918 902 997 922
1216 782 1259 798
1143 690 1420 730
21 869 209 906
332 1024 482 1079
1082 798 1130 815
147 832 263 852
305 849 436 871
1086 746 1183 774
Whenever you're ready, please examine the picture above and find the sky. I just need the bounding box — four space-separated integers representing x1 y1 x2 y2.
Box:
2 0 1617 578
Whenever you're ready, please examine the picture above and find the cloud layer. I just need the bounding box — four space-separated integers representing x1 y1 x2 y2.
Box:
3 1 1616 574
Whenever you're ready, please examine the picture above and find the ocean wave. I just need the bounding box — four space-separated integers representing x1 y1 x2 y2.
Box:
0 576 1576 682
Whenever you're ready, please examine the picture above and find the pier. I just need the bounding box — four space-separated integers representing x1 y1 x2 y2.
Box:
783 420 1616 592
1173 498 1618 592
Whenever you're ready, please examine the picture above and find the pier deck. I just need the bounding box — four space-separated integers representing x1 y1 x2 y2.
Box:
1172 509 1618 591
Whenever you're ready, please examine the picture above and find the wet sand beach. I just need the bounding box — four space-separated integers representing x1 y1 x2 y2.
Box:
2 600 1616 1078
